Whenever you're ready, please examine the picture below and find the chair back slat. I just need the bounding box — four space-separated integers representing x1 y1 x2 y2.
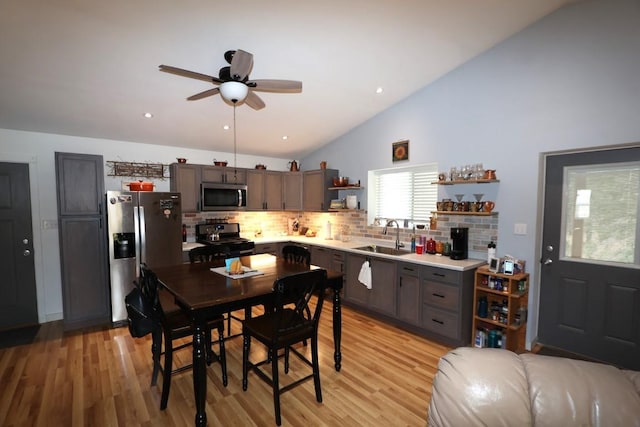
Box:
272 269 327 337
281 245 311 265
189 245 231 263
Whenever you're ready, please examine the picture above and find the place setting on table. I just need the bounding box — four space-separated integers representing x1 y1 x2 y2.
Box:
209 256 265 279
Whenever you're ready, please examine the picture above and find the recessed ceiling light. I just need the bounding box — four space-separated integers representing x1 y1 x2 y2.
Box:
223 125 230 130
282 136 288 140
375 87 383 94
143 112 153 118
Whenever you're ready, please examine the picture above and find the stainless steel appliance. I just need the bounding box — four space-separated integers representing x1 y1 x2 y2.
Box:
195 222 255 255
106 191 182 324
450 227 469 260
201 182 247 211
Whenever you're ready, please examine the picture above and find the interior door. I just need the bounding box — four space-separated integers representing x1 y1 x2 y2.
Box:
539 147 640 370
0 162 38 329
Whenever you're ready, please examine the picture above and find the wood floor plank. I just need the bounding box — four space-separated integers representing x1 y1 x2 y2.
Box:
0 301 452 426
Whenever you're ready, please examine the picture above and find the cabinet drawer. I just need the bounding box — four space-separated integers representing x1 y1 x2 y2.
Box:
423 281 460 311
423 266 462 285
422 305 459 339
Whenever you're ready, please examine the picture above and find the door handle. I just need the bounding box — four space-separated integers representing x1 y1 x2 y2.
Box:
23 249 31 257
542 258 553 265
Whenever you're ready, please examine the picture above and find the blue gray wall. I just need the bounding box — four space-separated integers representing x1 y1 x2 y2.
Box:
303 0 640 344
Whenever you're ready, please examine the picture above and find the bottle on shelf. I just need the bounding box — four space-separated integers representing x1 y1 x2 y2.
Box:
487 241 496 263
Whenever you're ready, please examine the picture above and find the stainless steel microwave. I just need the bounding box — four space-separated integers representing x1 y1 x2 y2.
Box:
201 182 247 211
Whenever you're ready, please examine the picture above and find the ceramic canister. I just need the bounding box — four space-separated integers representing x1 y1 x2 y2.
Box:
346 195 357 209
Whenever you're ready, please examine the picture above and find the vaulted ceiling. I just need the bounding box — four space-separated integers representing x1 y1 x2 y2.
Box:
0 0 576 158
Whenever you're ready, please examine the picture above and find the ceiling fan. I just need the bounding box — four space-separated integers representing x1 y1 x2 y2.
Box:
159 49 302 110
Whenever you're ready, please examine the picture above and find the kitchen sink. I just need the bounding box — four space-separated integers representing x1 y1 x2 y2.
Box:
353 245 411 256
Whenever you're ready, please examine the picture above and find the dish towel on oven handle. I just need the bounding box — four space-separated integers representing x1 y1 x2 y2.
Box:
358 260 372 289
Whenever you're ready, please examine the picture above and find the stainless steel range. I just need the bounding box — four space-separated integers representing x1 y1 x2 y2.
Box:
195 222 255 256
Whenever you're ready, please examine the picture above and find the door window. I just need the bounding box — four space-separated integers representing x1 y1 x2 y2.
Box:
560 162 640 265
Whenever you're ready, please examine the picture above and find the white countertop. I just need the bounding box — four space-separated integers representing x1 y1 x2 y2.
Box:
184 236 485 271
248 235 485 271
182 242 205 251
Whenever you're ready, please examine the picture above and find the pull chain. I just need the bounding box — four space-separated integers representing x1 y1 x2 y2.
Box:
233 102 238 182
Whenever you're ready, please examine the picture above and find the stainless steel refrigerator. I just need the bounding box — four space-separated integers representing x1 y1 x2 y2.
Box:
106 191 182 324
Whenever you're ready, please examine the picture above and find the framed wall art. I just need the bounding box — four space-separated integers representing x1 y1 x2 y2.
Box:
392 140 409 162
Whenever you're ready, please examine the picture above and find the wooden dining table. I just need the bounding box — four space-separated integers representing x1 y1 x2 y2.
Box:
152 253 344 427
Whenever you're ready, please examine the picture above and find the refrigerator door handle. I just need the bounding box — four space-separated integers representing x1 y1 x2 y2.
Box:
138 206 146 266
134 206 142 277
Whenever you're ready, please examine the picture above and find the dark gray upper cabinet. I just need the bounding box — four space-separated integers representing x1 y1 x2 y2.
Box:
201 165 246 184
303 169 339 211
56 152 104 216
170 163 201 212
55 152 110 330
282 171 303 211
246 169 282 210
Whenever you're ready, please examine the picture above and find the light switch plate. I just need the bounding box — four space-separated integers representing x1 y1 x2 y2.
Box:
514 223 527 235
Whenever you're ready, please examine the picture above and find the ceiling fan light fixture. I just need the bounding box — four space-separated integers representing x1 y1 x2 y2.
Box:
219 81 248 103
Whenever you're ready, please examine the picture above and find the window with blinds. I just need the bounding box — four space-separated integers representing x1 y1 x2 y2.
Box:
370 163 438 224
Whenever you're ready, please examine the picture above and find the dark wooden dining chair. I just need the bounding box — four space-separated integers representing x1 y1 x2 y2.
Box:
188 244 230 263
241 268 328 426
188 245 243 339
281 244 311 265
139 264 227 410
280 244 313 346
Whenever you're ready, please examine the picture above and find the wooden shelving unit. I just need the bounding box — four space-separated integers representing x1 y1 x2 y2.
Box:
432 179 500 185
329 186 364 190
432 211 497 216
472 266 529 352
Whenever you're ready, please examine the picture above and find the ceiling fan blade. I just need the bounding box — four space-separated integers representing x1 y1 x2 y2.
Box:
187 88 220 101
230 49 253 81
159 65 223 84
244 91 265 110
248 79 302 93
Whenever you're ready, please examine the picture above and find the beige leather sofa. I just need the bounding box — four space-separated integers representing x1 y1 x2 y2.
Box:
428 347 640 426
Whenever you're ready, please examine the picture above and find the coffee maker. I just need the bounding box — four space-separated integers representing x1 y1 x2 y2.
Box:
450 227 468 260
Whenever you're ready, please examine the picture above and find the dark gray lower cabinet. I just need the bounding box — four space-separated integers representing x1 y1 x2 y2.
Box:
343 249 474 347
310 246 344 274
344 253 396 317
421 266 474 346
368 257 396 316
254 242 283 256
56 152 110 330
344 253 371 307
397 263 421 326
58 217 111 329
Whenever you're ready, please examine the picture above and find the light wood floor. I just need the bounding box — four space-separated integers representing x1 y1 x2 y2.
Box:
0 301 452 426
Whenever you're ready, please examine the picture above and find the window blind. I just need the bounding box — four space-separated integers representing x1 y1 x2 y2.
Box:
373 163 438 223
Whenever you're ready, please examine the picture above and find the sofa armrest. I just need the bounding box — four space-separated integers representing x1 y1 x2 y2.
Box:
428 347 531 427
428 347 640 427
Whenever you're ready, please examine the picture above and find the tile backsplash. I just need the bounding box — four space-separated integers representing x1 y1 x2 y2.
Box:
183 210 498 259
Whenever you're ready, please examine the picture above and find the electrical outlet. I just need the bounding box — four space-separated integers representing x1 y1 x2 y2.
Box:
514 223 527 235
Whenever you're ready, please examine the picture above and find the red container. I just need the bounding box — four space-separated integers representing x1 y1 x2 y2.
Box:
426 238 436 254
128 181 154 191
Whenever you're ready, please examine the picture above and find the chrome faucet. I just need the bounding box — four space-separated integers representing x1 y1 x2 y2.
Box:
383 219 404 250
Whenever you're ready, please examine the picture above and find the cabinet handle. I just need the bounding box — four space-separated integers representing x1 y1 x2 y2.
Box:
402 267 415 272
432 293 445 298
432 272 445 278
399 277 402 287
431 318 444 325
